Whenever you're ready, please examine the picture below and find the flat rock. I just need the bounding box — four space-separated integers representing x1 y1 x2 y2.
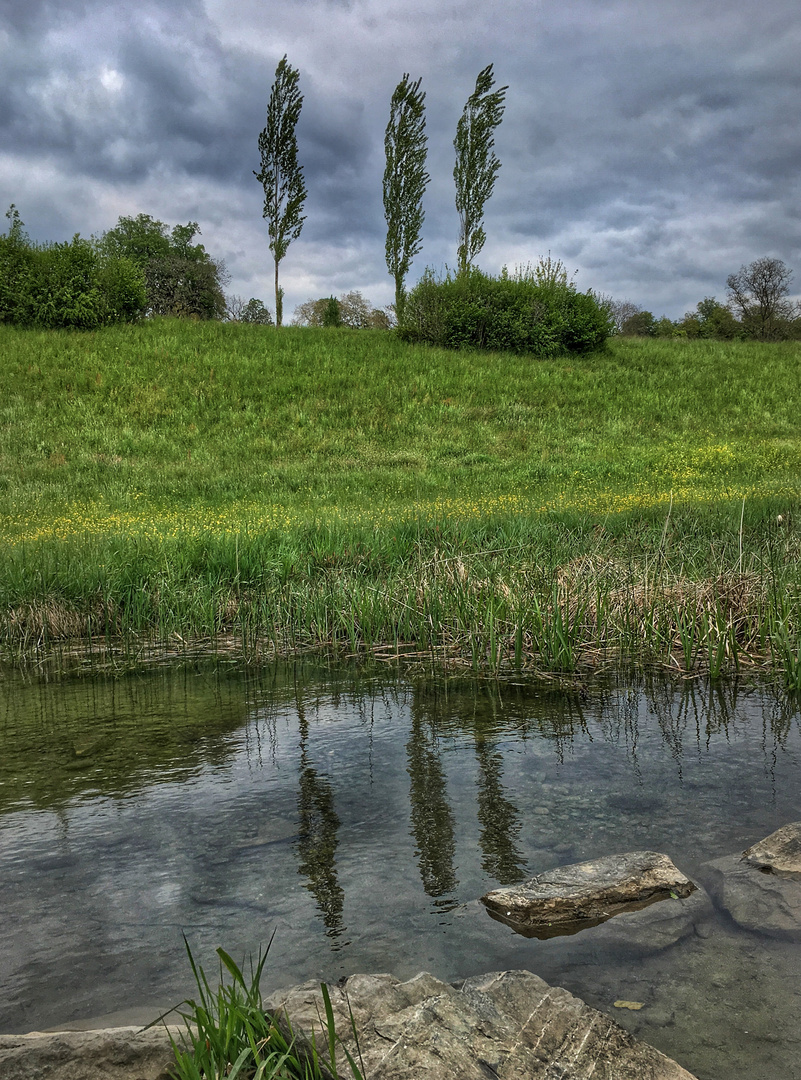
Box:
701 853 801 940
266 969 698 1079
0 1026 176 1080
742 821 801 878
1 971 699 1080
481 851 696 937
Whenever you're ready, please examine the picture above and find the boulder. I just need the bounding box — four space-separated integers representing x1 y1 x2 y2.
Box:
481 851 696 937
0 971 699 1080
742 821 801 878
266 968 699 1079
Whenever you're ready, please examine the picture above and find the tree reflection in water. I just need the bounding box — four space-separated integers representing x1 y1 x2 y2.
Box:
294 696 346 938
474 735 528 885
406 705 458 900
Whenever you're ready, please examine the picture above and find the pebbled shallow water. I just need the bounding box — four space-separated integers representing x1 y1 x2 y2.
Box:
1 663 800 1080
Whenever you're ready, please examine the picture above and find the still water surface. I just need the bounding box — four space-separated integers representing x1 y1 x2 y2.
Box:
1 663 801 1080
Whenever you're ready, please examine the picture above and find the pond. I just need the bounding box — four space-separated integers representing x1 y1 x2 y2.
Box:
1 662 800 1080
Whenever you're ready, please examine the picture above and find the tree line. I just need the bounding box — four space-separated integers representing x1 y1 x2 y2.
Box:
611 257 801 342
3 52 796 349
0 207 227 329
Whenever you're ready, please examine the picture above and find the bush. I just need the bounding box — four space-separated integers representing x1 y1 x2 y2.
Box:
399 261 613 356
1 206 147 329
22 238 105 329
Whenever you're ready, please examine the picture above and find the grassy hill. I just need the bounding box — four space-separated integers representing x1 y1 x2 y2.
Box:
1 319 800 682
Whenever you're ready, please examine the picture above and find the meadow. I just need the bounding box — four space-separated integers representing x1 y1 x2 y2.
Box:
1 319 800 684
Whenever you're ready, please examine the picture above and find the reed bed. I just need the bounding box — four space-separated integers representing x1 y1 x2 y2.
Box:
2 506 800 689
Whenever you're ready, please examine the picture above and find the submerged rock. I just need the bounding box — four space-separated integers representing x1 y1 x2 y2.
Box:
588 885 713 953
481 851 696 937
1 970 700 1079
267 969 699 1079
701 824 801 939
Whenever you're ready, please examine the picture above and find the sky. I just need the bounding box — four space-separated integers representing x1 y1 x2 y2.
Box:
1 0 800 321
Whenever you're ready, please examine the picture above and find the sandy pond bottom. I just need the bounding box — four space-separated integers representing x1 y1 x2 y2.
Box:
1 662 800 1080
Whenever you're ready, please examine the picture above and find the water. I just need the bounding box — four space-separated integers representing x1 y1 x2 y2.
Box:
1 663 801 1080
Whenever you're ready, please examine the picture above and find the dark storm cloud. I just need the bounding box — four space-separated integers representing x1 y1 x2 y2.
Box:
1 0 800 316
1 0 90 37
0 0 266 186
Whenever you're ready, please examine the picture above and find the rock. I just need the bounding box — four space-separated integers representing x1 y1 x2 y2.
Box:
481 851 696 937
742 821 801 878
0 970 699 1080
266 968 698 1079
0 1026 176 1080
701 853 801 940
589 885 713 953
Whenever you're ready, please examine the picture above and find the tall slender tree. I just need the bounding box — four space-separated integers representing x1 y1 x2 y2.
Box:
383 74 429 324
453 64 507 275
254 56 307 327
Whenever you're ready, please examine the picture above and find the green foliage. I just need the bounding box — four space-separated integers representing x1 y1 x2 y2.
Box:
255 56 308 327
0 205 31 323
322 296 342 328
96 253 149 323
0 208 148 329
674 297 742 340
399 261 613 355
23 237 106 329
100 213 174 264
162 936 363 1080
454 64 508 274
383 73 429 323
620 310 656 336
99 214 226 320
653 316 677 337
241 298 274 325
695 297 741 339
292 292 387 329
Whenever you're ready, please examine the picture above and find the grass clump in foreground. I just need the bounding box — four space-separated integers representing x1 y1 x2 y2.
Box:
160 937 364 1080
1 320 800 687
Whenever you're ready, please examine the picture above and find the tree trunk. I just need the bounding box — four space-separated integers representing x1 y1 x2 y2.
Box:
394 276 405 327
275 256 282 327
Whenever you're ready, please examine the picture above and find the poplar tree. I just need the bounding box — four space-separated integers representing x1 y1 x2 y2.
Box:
454 64 508 275
254 56 307 327
383 74 430 324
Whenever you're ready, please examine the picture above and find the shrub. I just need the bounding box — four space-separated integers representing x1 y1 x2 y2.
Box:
22 238 105 329
0 206 32 324
399 261 613 356
1 206 147 329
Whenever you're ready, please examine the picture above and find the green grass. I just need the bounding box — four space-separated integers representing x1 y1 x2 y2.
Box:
1 320 800 685
159 936 364 1080
2 319 800 520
